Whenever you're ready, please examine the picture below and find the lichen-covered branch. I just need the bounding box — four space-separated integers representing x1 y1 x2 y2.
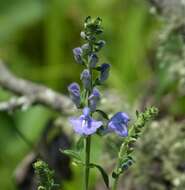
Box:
0 96 34 112
0 60 74 113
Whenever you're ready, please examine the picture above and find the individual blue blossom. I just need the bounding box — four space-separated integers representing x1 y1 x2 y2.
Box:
107 112 130 137
68 83 81 108
88 53 98 68
88 88 100 111
80 69 91 89
73 47 83 64
69 107 103 136
99 63 111 83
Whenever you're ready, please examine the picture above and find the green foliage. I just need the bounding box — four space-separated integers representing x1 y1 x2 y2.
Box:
33 160 59 190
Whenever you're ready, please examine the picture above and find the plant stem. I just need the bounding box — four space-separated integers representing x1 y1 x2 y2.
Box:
112 155 122 190
84 136 91 190
112 177 119 190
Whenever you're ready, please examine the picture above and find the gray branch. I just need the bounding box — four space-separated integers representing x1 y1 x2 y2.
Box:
0 60 74 113
0 96 34 112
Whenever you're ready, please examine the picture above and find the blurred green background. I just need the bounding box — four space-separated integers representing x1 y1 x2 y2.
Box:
0 0 185 189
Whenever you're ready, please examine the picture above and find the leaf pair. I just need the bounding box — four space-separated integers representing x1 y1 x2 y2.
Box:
60 148 109 189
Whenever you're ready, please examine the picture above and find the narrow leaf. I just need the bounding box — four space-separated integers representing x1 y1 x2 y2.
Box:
95 109 109 120
60 149 81 161
90 163 109 188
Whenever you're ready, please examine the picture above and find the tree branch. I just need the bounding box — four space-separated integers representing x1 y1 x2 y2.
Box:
0 60 74 113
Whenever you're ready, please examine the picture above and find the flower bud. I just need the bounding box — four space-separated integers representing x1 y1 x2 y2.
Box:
88 88 100 111
95 40 106 51
121 163 129 171
80 31 86 40
88 53 98 68
99 63 111 83
80 69 91 89
68 83 81 107
73 47 83 64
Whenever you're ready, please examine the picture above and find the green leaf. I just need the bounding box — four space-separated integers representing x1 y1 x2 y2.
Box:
93 78 101 86
60 149 81 162
90 163 109 188
38 186 45 190
76 137 85 151
95 66 102 71
136 110 139 118
95 109 109 120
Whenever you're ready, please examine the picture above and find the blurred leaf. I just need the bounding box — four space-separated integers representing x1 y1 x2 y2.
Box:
95 109 109 120
60 149 82 162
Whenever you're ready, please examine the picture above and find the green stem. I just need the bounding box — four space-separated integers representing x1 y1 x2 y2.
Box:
112 177 119 190
112 155 122 190
84 136 91 190
83 41 93 190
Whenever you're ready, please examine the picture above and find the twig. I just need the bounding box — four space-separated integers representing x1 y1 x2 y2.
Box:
0 96 34 112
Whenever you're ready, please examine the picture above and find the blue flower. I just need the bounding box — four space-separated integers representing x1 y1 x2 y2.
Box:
73 47 83 64
68 83 81 107
108 112 130 137
88 88 100 111
80 69 91 89
69 107 103 136
99 63 111 83
88 53 98 68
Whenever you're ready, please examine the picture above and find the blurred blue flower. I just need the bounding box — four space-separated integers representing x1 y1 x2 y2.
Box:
73 47 83 64
68 82 81 107
108 112 130 137
80 69 91 89
99 63 111 83
88 88 100 111
69 107 103 136
88 53 98 68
